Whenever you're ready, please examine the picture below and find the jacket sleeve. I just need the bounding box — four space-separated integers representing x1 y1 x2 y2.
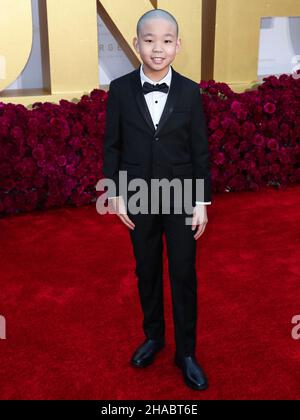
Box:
189 86 212 203
103 81 122 197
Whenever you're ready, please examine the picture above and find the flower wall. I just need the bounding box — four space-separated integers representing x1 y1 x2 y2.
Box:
0 74 300 217
200 74 300 193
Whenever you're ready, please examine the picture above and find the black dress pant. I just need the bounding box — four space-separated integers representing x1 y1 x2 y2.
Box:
127 207 198 358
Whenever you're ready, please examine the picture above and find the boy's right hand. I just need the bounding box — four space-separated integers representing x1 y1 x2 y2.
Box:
108 196 135 230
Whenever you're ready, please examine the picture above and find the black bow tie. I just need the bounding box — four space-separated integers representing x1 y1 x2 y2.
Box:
142 82 169 95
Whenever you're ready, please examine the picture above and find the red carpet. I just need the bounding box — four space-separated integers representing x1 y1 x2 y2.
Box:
1 185 300 400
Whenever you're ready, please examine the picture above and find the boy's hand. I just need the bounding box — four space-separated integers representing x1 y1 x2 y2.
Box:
108 196 135 230
191 204 208 240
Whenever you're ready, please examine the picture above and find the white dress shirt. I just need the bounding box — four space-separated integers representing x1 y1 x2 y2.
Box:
108 64 211 205
140 64 172 130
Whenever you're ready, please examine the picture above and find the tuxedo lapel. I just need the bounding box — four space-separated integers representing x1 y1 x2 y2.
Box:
130 65 182 136
155 66 182 136
131 66 154 132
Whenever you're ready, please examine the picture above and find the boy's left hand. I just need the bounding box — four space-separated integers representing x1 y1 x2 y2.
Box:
192 204 208 240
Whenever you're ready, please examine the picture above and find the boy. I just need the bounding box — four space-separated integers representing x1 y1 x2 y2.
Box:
103 9 212 391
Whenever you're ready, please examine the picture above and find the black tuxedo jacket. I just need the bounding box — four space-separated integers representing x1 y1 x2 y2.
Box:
103 65 212 206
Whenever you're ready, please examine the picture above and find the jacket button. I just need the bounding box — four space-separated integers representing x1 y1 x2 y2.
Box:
154 137 159 141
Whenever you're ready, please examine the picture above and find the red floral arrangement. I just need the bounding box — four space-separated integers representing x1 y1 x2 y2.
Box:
0 73 300 217
200 72 300 193
0 90 107 216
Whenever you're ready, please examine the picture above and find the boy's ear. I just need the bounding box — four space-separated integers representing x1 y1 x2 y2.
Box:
176 37 181 53
133 37 139 54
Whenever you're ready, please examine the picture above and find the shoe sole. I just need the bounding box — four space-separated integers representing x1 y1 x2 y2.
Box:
174 359 208 391
130 345 164 368
130 356 155 368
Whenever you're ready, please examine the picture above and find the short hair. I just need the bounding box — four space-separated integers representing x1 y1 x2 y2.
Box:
136 9 179 37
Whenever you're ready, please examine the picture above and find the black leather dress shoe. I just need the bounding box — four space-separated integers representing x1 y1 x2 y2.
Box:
131 338 165 368
175 355 208 390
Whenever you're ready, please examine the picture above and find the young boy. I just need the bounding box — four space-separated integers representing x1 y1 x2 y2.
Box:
103 9 212 391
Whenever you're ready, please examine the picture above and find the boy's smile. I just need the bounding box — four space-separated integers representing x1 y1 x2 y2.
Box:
133 18 181 82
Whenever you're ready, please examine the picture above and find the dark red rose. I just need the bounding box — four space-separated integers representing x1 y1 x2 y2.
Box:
254 134 265 146
215 152 226 165
264 103 276 114
32 144 46 161
57 155 67 166
267 138 279 150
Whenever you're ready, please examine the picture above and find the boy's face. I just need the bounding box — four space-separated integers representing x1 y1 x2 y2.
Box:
133 18 181 75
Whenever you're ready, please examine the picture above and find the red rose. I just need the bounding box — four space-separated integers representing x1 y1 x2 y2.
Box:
264 103 276 114
267 139 279 150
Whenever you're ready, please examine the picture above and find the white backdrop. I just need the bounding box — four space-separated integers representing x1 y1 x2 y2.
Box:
5 0 300 90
